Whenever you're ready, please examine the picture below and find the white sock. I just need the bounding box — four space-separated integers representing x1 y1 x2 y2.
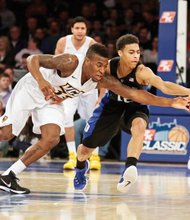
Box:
67 141 76 154
2 159 26 176
93 147 99 155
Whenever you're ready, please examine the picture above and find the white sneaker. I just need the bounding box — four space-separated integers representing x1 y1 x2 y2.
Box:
117 165 138 193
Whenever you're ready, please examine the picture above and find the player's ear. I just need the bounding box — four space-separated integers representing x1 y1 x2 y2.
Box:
71 27 74 34
118 50 122 57
85 57 90 64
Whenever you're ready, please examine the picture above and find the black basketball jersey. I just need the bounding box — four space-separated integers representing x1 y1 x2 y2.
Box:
107 57 143 103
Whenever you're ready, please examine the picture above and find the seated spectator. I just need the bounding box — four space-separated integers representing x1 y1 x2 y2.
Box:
139 26 152 50
0 98 9 157
4 68 15 89
8 25 27 57
0 36 14 74
33 28 47 51
106 41 117 59
15 38 42 67
0 0 16 34
0 73 12 109
14 53 30 83
142 37 158 72
142 37 158 94
40 20 61 54
22 16 39 41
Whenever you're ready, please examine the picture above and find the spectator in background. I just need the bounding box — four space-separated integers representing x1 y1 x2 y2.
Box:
104 8 124 31
124 8 135 33
0 98 9 157
142 37 158 94
15 38 42 67
131 21 144 37
33 27 47 51
41 20 61 54
4 67 15 89
25 0 48 18
142 36 158 69
8 25 27 57
106 41 117 59
80 3 93 22
0 0 16 34
104 24 120 43
139 26 151 50
89 2 103 20
51 0 70 17
25 0 48 28
91 20 105 40
0 73 12 109
14 53 30 84
92 35 103 44
57 9 70 35
22 16 39 41
0 36 14 74
142 9 158 39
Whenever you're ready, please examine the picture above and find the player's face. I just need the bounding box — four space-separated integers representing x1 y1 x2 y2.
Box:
119 43 140 69
71 22 87 41
88 55 108 82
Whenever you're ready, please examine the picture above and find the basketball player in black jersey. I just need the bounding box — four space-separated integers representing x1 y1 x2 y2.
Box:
74 34 190 192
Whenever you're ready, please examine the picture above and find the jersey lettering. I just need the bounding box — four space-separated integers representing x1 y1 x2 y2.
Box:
54 83 84 99
117 95 132 103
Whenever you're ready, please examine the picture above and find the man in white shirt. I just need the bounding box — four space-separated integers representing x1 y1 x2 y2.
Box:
55 16 103 170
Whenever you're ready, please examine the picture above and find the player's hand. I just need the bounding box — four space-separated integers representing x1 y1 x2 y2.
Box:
38 79 55 99
49 95 64 104
171 97 190 111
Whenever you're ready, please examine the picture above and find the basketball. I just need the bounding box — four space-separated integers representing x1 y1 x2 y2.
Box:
168 126 189 142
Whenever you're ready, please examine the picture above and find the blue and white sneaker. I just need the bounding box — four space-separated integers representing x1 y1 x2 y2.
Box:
117 165 138 193
74 160 90 190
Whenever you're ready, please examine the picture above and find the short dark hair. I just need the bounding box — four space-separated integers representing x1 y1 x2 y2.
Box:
86 43 108 59
116 34 139 51
0 73 10 79
71 16 88 27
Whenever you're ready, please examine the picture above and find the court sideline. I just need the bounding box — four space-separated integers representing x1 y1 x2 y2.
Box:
0 158 190 220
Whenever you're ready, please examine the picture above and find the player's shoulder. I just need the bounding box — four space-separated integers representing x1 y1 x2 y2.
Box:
137 64 152 73
54 53 78 65
57 36 66 44
88 37 96 45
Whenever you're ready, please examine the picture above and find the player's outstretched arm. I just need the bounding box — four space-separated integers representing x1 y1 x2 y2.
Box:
99 75 190 111
26 54 78 100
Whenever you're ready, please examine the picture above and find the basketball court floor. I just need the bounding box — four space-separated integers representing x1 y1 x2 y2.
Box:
0 158 190 220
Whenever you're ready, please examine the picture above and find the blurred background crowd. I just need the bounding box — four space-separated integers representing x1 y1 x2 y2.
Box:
0 0 189 159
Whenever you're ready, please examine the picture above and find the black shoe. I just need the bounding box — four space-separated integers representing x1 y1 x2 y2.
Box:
0 171 30 194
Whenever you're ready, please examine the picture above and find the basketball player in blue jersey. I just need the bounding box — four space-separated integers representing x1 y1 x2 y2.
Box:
0 43 189 194
73 34 190 192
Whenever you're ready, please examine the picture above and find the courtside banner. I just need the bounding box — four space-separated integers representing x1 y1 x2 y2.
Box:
120 115 190 162
157 0 178 91
150 0 184 115
157 0 178 86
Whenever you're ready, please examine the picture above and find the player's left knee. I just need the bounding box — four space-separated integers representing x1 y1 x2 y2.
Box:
42 135 60 148
131 120 146 135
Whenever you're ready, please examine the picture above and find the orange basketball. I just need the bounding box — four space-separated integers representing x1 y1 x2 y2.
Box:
168 126 189 142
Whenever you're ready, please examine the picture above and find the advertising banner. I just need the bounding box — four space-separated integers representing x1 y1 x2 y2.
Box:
120 115 190 162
